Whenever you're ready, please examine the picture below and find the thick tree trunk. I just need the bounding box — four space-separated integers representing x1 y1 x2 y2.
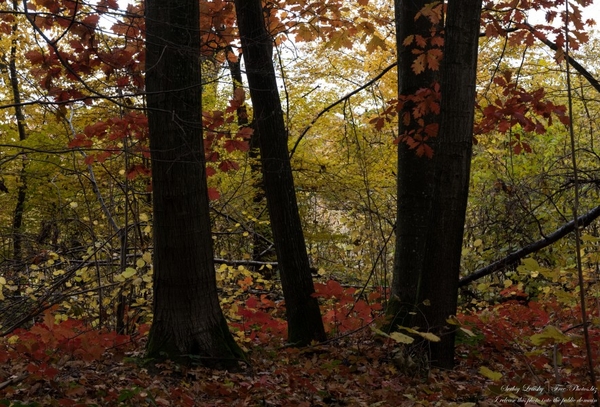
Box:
145 0 244 367
388 0 439 330
417 0 482 369
234 0 326 345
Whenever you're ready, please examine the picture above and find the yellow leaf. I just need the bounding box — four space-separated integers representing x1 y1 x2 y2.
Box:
0 277 6 285
479 366 502 381
136 258 146 268
122 267 136 279
389 331 414 344
142 252 152 263
446 315 460 325
460 327 476 337
417 331 440 342
530 325 571 346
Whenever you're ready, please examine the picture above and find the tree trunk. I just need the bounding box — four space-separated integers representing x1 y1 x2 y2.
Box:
388 0 440 329
417 0 482 369
145 0 244 367
234 0 326 345
227 51 274 274
9 0 28 266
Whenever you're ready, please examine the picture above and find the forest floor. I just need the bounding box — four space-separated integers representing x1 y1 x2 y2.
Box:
0 281 598 406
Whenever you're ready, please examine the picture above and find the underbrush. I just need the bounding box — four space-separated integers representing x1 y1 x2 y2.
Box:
0 279 598 406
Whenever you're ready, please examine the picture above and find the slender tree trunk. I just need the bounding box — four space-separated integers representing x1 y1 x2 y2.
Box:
145 0 244 367
234 0 326 345
9 0 28 266
418 0 482 369
227 52 274 274
388 0 439 328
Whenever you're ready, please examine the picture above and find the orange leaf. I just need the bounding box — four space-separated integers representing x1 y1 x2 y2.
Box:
412 54 426 74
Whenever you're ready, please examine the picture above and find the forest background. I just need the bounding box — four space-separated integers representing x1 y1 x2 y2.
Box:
0 0 600 405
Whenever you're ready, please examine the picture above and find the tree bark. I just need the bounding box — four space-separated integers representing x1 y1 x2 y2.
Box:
227 50 274 273
234 0 326 345
145 0 244 367
417 0 482 369
388 0 439 331
9 0 28 266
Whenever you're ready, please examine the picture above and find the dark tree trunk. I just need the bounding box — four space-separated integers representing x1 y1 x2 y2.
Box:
234 0 326 345
227 51 274 274
9 0 28 266
145 0 244 367
417 0 482 369
390 0 482 369
388 0 440 329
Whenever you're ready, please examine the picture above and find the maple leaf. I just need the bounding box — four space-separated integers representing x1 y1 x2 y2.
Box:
224 139 249 153
236 126 253 139
25 50 45 65
416 143 434 158
218 160 240 172
425 49 442 70
412 54 426 74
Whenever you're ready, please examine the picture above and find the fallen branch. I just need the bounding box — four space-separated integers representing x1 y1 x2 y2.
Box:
459 204 600 286
0 374 28 391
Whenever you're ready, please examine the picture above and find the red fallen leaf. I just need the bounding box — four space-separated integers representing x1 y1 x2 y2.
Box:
315 280 345 298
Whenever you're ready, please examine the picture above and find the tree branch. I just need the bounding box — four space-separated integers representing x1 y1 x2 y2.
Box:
524 22 600 94
459 204 600 286
289 62 397 158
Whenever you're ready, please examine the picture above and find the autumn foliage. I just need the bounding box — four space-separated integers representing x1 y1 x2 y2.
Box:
1 0 600 404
